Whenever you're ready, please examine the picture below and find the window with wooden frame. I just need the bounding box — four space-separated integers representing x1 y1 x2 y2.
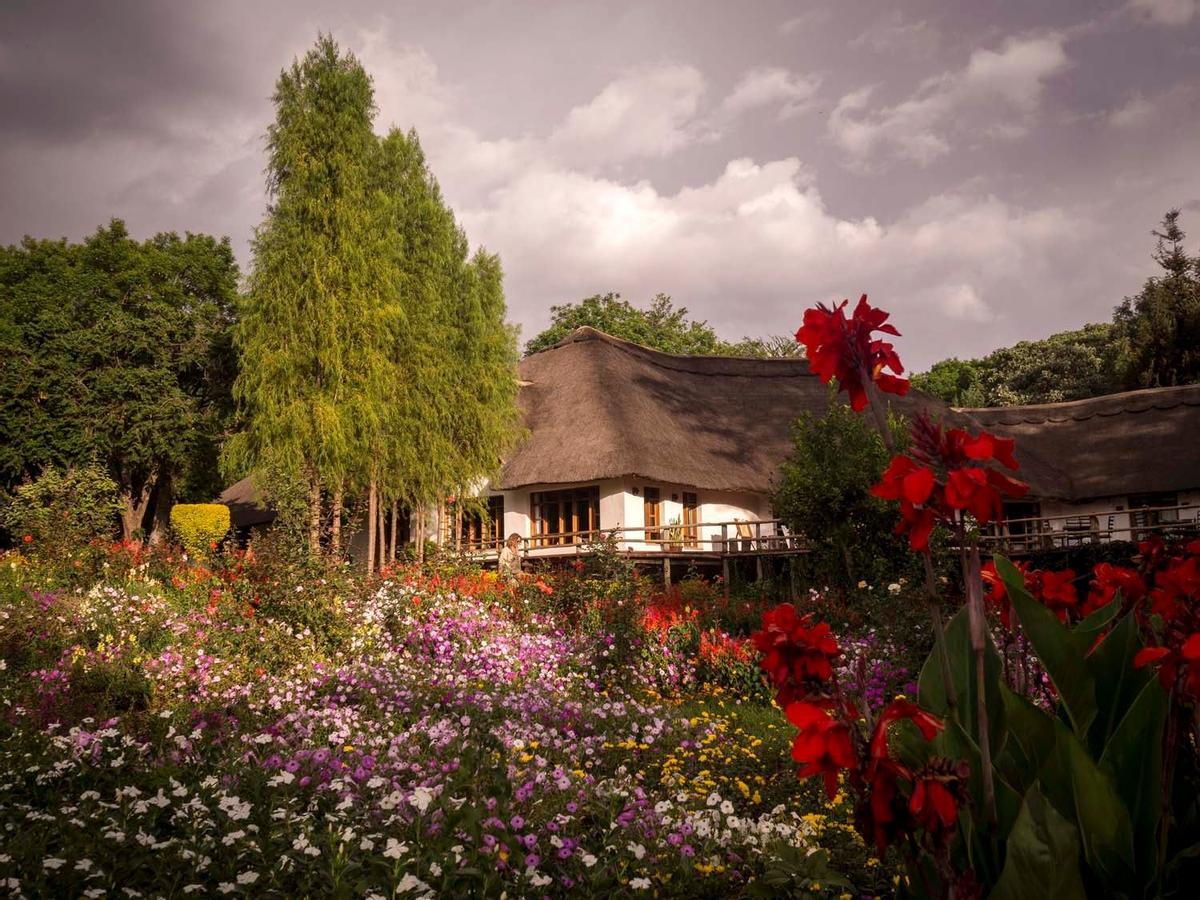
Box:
530 486 600 547
682 492 698 545
458 496 505 550
643 487 662 543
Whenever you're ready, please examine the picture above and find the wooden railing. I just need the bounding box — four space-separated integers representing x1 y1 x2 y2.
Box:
980 503 1200 554
464 519 806 557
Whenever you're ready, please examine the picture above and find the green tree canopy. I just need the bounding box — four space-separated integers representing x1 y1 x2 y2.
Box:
772 397 911 589
523 292 800 358
1115 209 1200 389
0 221 238 539
912 324 1122 407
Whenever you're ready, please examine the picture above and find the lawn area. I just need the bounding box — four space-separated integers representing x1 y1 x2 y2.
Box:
0 543 898 898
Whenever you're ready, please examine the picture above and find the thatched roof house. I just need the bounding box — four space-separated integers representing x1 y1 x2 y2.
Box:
220 328 1199 551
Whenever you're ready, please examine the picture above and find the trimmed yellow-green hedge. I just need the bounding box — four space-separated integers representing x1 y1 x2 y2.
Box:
170 503 231 558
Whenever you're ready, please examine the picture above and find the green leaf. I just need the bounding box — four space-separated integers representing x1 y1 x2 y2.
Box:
1086 611 1152 756
996 684 1057 797
991 785 1088 900
995 555 1098 737
918 604 1004 755
998 682 1137 887
1098 677 1167 878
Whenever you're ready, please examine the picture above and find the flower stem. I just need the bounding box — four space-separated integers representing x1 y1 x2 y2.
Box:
962 538 997 826
924 552 957 712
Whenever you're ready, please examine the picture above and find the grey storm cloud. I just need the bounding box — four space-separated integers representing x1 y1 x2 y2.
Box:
2 0 1199 369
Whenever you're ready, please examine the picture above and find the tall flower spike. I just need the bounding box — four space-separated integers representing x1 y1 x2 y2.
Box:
796 294 910 411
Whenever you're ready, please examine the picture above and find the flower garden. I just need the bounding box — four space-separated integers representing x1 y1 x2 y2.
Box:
2 296 1198 899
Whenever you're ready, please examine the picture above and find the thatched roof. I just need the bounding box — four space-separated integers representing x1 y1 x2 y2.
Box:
497 327 1071 497
962 384 1200 500
216 476 275 529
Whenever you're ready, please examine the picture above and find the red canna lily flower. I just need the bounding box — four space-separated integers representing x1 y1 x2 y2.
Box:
908 761 970 840
869 698 943 763
752 604 841 706
1084 563 1146 616
795 294 910 412
1030 569 1079 622
786 701 857 800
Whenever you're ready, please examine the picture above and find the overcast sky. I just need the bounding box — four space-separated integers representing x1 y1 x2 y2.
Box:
2 0 1199 369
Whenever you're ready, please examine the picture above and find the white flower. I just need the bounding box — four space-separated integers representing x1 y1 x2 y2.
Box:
582 853 597 868
183 887 204 894
217 885 235 895
631 877 651 890
720 800 734 815
397 874 430 893
429 863 442 877
888 582 902 594
706 792 720 807
408 787 434 813
236 871 259 885
43 858 67 870
628 842 646 860
76 859 93 872
530 873 552 887
383 838 408 859
359 837 375 851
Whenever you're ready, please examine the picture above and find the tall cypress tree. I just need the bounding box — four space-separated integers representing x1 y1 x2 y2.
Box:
226 36 385 551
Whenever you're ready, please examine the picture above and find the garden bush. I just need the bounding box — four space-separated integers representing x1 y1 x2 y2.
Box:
169 502 231 558
1 464 121 554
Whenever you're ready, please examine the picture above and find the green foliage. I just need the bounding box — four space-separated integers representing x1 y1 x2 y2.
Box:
524 291 798 358
772 396 913 590
912 323 1122 407
169 503 230 558
1115 209 1200 389
0 221 239 536
913 555 1175 896
2 464 121 553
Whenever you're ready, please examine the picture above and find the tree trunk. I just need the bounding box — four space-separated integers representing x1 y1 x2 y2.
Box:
330 482 343 556
366 478 378 575
416 506 425 564
377 494 386 571
389 501 398 562
307 470 322 555
148 470 173 545
455 503 463 552
120 471 158 542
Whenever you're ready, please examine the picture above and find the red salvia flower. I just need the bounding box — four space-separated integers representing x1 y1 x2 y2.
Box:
752 604 840 706
795 294 910 411
786 700 857 800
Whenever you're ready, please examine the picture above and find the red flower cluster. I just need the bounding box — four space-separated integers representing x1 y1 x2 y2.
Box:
872 417 1029 551
1132 539 1200 701
753 606 964 855
751 603 840 706
795 294 910 411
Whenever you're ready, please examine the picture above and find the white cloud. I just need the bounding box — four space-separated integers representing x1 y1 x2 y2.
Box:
828 34 1069 167
720 67 820 120
549 65 711 166
1128 0 1199 25
1108 94 1155 128
849 13 940 56
938 284 995 322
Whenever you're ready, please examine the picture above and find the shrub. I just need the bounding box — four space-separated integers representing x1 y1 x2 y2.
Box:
2 464 121 554
170 503 230 558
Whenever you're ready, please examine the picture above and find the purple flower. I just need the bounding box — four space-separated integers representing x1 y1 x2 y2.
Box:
525 854 540 868
510 815 525 830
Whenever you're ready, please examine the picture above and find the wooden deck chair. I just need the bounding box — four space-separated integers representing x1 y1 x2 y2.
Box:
734 519 755 552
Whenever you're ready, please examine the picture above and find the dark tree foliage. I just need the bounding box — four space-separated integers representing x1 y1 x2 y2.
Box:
772 397 912 589
0 221 238 539
524 292 800 358
1115 209 1200 389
